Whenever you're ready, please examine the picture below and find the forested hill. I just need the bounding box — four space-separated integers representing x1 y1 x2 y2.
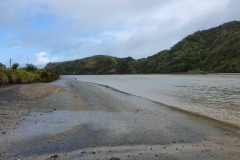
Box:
45 55 135 75
45 21 240 74
131 21 240 73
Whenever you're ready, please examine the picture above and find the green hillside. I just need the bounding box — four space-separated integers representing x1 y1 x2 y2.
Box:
45 55 134 75
131 21 240 73
45 21 240 74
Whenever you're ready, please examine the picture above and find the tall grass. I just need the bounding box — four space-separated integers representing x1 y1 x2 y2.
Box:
0 69 59 85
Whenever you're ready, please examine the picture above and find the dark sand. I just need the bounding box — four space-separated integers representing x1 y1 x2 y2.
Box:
0 76 240 160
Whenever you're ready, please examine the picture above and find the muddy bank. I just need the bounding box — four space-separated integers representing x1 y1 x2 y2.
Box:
17 83 65 99
0 83 64 135
0 77 240 160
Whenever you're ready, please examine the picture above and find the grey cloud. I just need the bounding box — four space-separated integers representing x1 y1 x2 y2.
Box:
0 0 239 61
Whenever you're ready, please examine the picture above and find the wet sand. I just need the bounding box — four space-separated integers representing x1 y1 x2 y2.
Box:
0 76 240 160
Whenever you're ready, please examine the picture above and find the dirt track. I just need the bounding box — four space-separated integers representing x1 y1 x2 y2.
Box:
0 76 240 160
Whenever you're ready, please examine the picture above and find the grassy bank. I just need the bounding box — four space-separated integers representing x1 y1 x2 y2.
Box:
0 69 60 85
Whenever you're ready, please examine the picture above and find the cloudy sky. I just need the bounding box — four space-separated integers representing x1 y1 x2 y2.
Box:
0 0 239 67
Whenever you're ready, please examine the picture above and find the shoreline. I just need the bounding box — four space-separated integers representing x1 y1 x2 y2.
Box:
83 81 240 131
0 77 240 159
72 75 240 128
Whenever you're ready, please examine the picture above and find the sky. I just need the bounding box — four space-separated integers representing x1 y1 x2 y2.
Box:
0 0 239 67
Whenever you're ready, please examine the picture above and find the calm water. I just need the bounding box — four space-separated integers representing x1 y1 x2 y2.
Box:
71 74 240 127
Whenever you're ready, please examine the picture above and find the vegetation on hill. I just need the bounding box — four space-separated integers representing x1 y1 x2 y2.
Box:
0 64 60 85
45 21 240 74
132 21 240 73
45 55 135 75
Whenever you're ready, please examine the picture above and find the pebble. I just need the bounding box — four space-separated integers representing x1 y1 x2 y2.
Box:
110 157 120 160
47 155 58 160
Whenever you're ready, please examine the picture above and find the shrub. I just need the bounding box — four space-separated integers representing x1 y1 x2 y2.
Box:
24 64 37 72
0 68 59 85
38 69 60 82
0 71 9 85
11 63 19 69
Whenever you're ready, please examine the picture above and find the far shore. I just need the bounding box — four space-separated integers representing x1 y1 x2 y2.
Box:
58 72 240 76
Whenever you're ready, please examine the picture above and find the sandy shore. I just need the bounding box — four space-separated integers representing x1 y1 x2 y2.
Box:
0 76 240 160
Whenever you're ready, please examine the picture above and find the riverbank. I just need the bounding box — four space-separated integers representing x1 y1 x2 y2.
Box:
72 74 240 128
0 69 60 85
0 77 240 160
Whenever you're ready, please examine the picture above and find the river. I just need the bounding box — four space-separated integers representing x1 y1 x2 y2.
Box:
70 74 240 127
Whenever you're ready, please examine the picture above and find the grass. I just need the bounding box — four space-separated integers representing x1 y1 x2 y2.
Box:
0 69 59 85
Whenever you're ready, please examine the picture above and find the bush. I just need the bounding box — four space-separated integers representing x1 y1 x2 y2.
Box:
24 64 37 72
0 68 59 85
37 69 60 82
11 63 19 69
0 72 9 85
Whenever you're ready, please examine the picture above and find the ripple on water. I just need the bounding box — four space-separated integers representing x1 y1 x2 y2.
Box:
70 74 240 127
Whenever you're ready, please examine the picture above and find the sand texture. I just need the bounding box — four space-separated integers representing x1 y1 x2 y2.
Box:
0 76 240 160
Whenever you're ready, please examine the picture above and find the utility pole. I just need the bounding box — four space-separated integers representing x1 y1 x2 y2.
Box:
10 58 12 68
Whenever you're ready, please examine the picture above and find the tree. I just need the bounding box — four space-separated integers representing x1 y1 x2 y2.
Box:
24 64 37 72
11 63 19 69
0 63 6 69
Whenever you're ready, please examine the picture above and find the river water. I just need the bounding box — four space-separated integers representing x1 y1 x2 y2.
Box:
70 74 240 127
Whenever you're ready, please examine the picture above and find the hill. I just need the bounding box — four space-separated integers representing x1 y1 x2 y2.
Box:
45 21 240 74
131 21 240 73
45 55 135 75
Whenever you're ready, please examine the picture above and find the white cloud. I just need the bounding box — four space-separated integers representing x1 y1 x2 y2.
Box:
36 51 50 65
35 52 58 66
0 0 240 62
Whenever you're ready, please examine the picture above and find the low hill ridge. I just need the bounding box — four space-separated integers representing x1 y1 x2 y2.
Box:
45 21 240 74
